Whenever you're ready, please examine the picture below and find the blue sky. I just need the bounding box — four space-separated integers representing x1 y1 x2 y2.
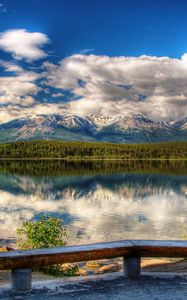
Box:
0 0 187 123
1 0 187 58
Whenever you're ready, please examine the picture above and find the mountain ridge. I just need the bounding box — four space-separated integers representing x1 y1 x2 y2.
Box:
0 114 186 143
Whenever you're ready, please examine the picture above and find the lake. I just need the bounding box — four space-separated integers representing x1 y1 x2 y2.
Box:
0 160 187 246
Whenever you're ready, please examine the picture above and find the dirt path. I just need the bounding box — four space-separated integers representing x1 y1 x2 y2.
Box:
0 272 187 300
0 259 187 299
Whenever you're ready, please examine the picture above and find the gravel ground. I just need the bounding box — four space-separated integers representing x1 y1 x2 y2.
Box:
0 272 187 300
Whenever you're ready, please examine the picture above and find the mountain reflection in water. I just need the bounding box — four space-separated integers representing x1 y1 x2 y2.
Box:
0 160 186 246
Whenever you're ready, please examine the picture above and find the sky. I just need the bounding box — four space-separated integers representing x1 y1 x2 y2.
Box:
0 0 187 123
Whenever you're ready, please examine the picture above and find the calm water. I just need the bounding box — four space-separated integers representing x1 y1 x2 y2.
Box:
0 160 187 246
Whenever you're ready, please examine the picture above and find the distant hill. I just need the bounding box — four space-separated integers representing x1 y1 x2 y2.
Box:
0 114 186 143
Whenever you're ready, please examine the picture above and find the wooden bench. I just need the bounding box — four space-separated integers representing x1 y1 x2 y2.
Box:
0 239 187 293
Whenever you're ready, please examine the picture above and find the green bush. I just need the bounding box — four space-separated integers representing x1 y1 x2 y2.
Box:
16 216 79 276
16 216 67 249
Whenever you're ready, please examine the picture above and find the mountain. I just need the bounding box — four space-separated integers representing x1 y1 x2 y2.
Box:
88 114 175 143
0 114 186 143
172 117 187 131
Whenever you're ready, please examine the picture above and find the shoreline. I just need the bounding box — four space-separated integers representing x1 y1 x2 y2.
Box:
0 158 186 161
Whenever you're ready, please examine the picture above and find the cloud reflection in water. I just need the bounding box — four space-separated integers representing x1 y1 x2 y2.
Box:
0 173 186 245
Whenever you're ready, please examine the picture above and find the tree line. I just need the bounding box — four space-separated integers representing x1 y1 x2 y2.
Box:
0 140 186 160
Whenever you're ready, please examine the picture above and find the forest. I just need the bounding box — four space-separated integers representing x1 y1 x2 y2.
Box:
0 140 186 160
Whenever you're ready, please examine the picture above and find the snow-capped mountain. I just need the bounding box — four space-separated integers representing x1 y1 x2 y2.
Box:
87 115 122 129
0 114 186 143
172 117 187 131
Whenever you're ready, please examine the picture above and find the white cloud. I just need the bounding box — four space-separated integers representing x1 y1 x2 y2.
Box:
0 29 50 62
44 54 187 121
52 92 64 98
80 48 94 54
0 74 39 106
1 48 187 123
0 59 66 123
0 60 24 73
0 103 66 123
0 61 42 108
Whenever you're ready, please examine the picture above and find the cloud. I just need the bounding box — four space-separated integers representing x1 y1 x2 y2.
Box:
0 103 67 123
0 29 50 62
0 60 24 73
0 61 42 108
0 59 66 123
52 92 64 98
1 40 187 124
44 54 187 121
80 48 94 54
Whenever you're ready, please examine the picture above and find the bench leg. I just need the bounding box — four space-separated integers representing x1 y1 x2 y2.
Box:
11 268 32 293
123 256 141 279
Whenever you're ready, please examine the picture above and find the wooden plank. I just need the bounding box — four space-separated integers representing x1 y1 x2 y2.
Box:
132 240 187 247
0 240 187 270
132 240 187 258
0 240 133 270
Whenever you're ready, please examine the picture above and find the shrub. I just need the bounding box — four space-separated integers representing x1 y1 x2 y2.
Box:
16 216 79 276
16 216 67 249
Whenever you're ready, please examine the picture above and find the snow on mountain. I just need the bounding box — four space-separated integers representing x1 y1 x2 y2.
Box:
87 115 122 129
0 114 186 143
172 117 187 131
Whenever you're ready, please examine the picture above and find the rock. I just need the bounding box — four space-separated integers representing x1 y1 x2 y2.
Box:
61 263 77 270
76 268 88 276
95 263 121 274
59 264 88 276
0 247 14 252
60 263 79 271
86 261 102 268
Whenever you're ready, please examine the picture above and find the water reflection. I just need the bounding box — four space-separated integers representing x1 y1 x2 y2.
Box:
0 160 186 245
